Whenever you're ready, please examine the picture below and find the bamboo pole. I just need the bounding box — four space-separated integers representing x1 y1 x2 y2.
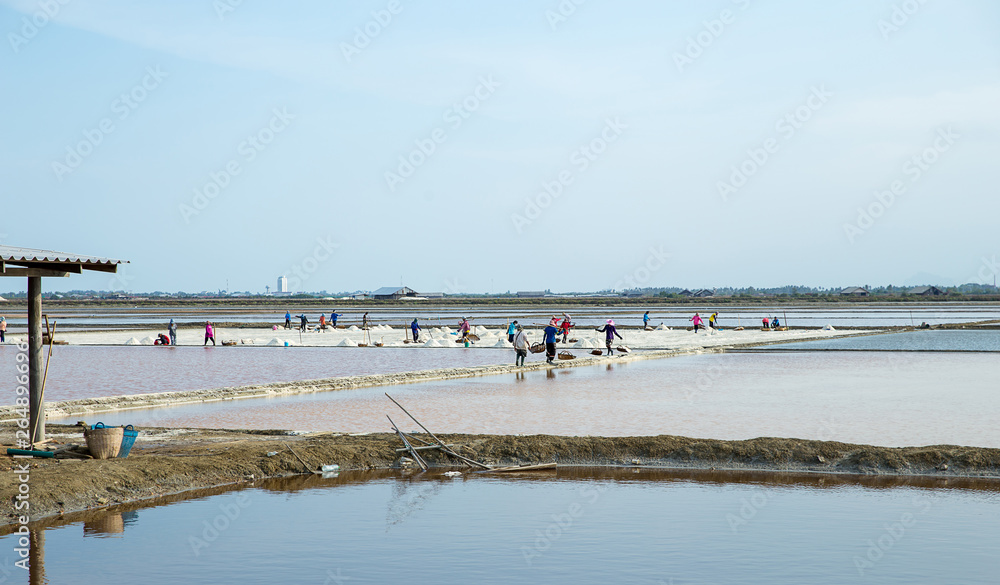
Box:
388 415 428 471
385 393 491 469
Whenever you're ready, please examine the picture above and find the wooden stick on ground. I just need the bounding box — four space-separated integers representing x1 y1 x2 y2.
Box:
385 393 491 469
387 415 428 471
283 442 317 474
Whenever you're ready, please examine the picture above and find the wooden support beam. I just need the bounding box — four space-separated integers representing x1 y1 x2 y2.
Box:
0 268 71 278
28 277 44 443
10 261 83 273
80 263 119 273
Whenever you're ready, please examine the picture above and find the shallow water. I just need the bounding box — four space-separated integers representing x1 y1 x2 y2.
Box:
765 329 1000 352
0 346 511 402
57 350 1000 447
7 469 999 584
1 304 997 330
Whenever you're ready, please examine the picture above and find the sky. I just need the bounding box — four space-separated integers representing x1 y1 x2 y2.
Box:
1 0 998 294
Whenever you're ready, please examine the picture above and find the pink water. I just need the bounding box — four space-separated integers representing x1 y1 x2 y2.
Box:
0 346 512 401
61 351 1000 447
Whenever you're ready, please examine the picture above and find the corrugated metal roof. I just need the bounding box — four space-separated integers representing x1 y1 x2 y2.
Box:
0 245 126 266
372 286 415 295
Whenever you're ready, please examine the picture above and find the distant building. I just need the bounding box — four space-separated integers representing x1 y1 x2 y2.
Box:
517 291 546 298
372 286 418 300
678 289 693 297
692 289 715 298
909 286 945 296
277 276 288 293
421 292 444 298
840 286 869 296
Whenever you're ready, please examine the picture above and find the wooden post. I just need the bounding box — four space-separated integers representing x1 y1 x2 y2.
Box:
28 276 44 443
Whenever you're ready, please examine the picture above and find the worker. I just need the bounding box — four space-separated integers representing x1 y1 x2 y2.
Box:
155 333 171 346
319 313 327 331
204 321 216 346
513 324 530 366
168 319 177 346
507 320 518 343
330 311 342 328
762 316 769 329
0 316 5 343
596 319 623 355
411 318 421 342
708 312 718 329
298 314 308 331
772 315 780 329
690 313 703 333
543 320 560 364
284 311 291 329
559 315 572 343
362 312 370 330
458 317 471 341
643 311 650 330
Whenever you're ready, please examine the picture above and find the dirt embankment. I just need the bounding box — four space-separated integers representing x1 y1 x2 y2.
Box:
4 424 999 530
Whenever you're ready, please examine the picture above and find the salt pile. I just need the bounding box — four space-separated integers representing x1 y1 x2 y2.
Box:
493 338 510 347
125 337 141 346
348 325 360 331
822 324 836 331
422 339 442 347
441 326 454 334
432 327 443 334
656 324 669 330
140 336 156 345
337 338 358 347
266 338 285 346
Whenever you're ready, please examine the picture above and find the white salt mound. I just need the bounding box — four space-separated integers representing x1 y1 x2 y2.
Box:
348 325 360 331
125 337 141 346
494 338 510 347
432 327 443 334
422 339 442 347
441 326 453 334
822 324 836 331
657 324 669 330
266 338 285 346
140 336 156 346
337 338 358 347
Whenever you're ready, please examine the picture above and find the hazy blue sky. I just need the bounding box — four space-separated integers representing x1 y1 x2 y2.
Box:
2 0 998 294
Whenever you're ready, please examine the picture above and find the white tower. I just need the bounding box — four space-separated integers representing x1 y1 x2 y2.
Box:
277 276 288 293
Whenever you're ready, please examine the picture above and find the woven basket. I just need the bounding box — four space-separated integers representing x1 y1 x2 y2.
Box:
558 351 575 360
85 424 123 459
85 513 125 535
529 343 546 354
591 349 604 356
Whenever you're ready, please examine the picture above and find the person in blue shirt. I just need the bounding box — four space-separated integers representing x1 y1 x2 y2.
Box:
411 318 421 342
544 318 560 364
284 311 291 329
507 320 518 343
642 311 650 329
330 311 342 328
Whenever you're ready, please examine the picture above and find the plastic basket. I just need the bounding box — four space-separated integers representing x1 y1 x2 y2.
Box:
85 423 123 459
118 425 139 458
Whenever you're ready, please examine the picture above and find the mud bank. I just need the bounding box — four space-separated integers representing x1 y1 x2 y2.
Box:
0 346 726 421
3 424 999 529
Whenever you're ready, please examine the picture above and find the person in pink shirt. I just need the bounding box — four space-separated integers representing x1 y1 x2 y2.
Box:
690 313 703 333
204 321 216 346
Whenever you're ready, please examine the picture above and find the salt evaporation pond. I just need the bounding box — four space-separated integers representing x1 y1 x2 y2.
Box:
0 346 511 402
61 350 1000 447
1 304 998 329
762 328 1000 352
7 469 998 584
